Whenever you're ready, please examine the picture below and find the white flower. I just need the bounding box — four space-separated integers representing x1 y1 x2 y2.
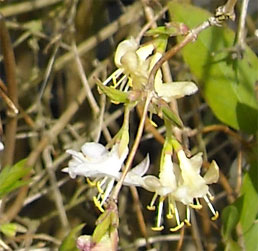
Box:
62 142 128 179
175 150 219 206
142 153 184 231
63 142 150 212
142 150 219 232
0 141 4 151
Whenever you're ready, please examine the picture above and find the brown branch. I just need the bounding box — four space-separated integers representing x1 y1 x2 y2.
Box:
0 13 18 166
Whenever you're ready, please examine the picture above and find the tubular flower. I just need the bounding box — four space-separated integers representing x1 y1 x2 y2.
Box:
103 38 198 102
142 153 185 231
174 150 219 221
62 142 150 212
142 151 219 232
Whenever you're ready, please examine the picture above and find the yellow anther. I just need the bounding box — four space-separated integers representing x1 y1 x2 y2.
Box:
170 222 184 232
184 220 191 226
93 196 104 213
166 213 173 219
147 205 156 211
112 75 118 87
96 181 104 194
190 203 202 210
150 119 158 127
151 226 164 231
87 178 96 187
128 77 133 87
211 211 219 221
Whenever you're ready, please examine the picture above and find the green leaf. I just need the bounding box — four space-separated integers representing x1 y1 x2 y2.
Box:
96 80 130 104
92 212 112 244
162 106 183 128
224 239 242 251
145 22 188 37
228 145 258 250
92 210 118 244
169 2 258 133
0 223 17 237
0 159 31 198
59 224 85 251
221 205 239 241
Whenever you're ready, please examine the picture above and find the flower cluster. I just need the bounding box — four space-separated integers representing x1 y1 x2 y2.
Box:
102 38 198 102
142 149 219 231
62 37 220 232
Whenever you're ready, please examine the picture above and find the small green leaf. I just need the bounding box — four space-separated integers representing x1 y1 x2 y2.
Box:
59 224 85 251
0 223 17 237
96 80 129 103
221 205 239 240
92 212 112 244
161 106 183 128
145 22 188 37
0 159 31 198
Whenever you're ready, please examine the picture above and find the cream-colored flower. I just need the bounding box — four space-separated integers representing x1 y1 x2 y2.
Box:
142 150 219 231
175 150 219 206
103 38 198 102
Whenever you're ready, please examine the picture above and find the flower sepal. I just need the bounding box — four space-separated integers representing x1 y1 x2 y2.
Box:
96 79 130 104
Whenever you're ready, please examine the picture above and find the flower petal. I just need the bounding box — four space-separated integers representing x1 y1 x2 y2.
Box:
81 142 108 159
114 38 138 67
204 160 219 184
155 81 198 102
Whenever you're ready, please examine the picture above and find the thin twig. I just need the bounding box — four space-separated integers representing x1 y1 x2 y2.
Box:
43 147 69 230
72 40 100 115
111 92 153 201
235 0 249 50
0 0 63 17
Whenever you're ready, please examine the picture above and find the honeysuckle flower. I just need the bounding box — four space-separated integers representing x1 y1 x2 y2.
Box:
62 142 128 179
174 150 219 218
62 142 128 212
142 150 219 232
63 142 150 212
142 153 185 231
103 37 198 103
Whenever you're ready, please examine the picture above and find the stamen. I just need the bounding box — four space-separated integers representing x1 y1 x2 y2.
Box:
167 198 175 219
87 178 96 187
170 222 184 232
96 181 104 194
190 203 202 210
152 197 164 231
190 198 202 209
208 191 214 201
147 193 158 211
116 74 127 89
152 226 164 231
204 195 219 220
174 203 181 226
93 196 104 213
103 68 123 86
185 206 191 226
211 211 219 221
100 179 115 206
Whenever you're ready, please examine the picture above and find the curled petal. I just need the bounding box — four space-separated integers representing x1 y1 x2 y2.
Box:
142 175 163 193
81 142 108 159
155 81 198 102
114 38 138 67
204 160 219 184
